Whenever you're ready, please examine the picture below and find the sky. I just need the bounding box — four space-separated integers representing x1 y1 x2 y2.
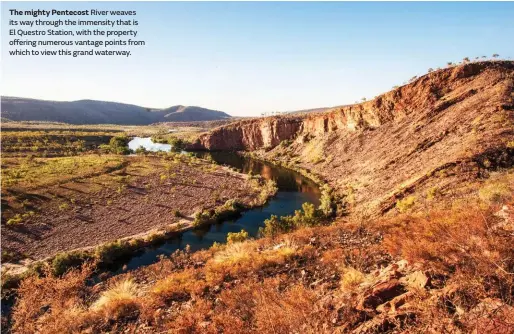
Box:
2 1 514 117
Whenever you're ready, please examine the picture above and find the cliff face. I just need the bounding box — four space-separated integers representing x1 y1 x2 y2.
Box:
199 61 513 151
197 61 514 218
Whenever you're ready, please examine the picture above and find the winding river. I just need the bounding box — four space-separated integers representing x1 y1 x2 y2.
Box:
120 138 321 271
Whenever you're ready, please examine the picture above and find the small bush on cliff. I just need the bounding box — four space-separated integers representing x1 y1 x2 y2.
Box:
318 184 336 218
396 196 416 213
227 229 249 244
478 181 511 204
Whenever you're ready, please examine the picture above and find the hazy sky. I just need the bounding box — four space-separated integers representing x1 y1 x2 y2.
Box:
2 1 513 116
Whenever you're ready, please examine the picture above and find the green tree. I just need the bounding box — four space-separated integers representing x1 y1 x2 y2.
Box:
107 136 131 155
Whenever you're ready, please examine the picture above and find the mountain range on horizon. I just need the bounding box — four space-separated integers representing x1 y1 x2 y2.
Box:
0 96 232 125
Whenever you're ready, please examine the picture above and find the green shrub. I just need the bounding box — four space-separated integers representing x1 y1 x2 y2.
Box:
52 251 92 276
102 135 131 155
168 136 185 152
426 187 440 201
478 182 511 204
6 214 23 225
193 200 244 227
135 145 148 155
173 210 183 218
227 229 249 244
260 215 295 238
193 210 215 227
396 196 416 213
260 202 323 237
95 240 131 264
318 184 336 218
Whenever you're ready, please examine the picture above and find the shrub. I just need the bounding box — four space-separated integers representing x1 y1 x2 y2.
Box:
340 267 366 291
260 202 323 237
51 251 92 276
193 200 244 227
478 182 511 204
426 187 440 201
151 270 200 303
168 136 185 152
95 240 131 265
396 195 416 213
135 145 147 155
59 202 69 211
6 214 23 225
101 135 131 155
260 215 294 237
318 184 335 218
227 229 249 244
92 279 140 319
173 210 183 218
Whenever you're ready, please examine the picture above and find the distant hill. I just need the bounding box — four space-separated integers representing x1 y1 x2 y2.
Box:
0 97 231 125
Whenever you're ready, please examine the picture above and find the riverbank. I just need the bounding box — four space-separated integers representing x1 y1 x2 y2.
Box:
1 152 273 285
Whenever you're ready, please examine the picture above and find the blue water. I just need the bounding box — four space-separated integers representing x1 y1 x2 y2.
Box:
117 151 321 272
128 137 172 152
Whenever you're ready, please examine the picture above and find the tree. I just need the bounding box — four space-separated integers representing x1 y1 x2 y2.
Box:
463 57 470 63
428 68 434 73
361 97 367 102
447 62 453 67
492 54 499 58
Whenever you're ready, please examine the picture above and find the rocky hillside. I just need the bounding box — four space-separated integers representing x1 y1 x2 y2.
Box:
0 97 231 125
196 61 514 218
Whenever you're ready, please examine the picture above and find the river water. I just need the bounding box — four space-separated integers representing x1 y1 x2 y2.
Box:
121 138 321 271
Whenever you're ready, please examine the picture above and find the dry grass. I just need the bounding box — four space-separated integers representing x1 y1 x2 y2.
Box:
6 183 514 333
91 278 140 320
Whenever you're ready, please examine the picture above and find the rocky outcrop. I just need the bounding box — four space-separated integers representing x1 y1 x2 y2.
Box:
197 61 514 152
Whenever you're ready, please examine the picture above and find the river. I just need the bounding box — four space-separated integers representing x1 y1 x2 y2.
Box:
120 138 321 271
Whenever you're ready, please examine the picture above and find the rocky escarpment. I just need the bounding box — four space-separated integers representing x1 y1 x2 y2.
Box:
197 61 514 218
198 61 513 151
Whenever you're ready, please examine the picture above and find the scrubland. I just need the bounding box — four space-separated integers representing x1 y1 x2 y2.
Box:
2 62 513 333
4 169 513 333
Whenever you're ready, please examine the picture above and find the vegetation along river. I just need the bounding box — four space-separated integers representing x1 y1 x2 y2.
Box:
121 138 321 271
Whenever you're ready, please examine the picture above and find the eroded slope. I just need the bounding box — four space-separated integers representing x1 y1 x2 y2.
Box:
196 61 514 217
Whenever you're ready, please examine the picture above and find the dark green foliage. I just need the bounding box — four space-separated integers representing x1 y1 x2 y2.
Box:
168 136 186 151
51 251 93 276
318 184 336 218
193 199 244 227
100 135 131 155
95 240 132 265
135 145 148 155
260 202 323 237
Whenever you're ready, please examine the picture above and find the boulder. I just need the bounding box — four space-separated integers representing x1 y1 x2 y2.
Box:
358 279 407 310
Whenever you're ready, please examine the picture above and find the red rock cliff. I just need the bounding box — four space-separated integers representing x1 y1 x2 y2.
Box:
198 61 513 152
